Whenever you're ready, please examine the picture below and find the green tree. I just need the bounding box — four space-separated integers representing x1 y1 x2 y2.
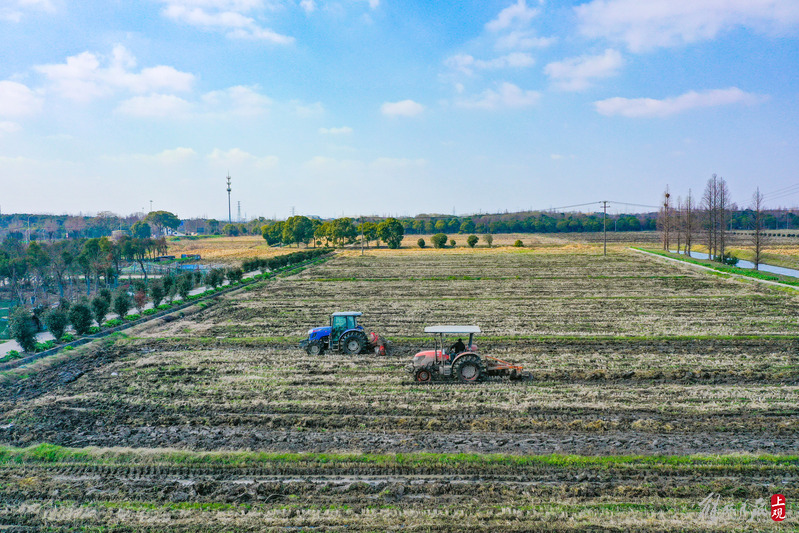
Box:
467 235 478 248
91 296 110 326
417 238 426 248
222 223 240 236
149 279 166 307
112 289 132 319
514 240 524 247
282 216 314 247
431 233 448 248
130 220 151 239
449 238 456 247
9 307 36 352
178 275 193 300
43 308 69 341
482 234 493 247
377 218 404 249
460 219 476 234
207 219 220 234
145 211 181 237
69 301 93 335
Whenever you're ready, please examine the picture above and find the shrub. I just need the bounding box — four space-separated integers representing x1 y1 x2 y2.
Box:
431 233 448 248
112 290 132 319
467 235 478 248
149 279 166 307
103 318 124 328
514 240 524 247
59 333 76 343
483 234 493 247
162 274 177 299
227 268 244 284
124 313 141 321
157 303 172 311
98 288 113 304
133 290 147 313
178 275 193 300
88 326 101 334
35 340 56 352
205 268 225 289
449 239 456 247
142 308 156 316
9 307 37 353
68 301 93 335
43 308 69 341
417 238 426 248
91 296 111 326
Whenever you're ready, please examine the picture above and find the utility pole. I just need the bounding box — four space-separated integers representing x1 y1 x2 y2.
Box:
237 201 241 223
601 201 608 256
149 200 153 213
360 216 365 256
226 175 232 224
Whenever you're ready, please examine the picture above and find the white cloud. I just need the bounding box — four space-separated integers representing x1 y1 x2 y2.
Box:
576 0 799 52
456 82 540 110
486 0 539 32
157 147 198 163
208 147 278 169
0 81 42 117
1 0 55 22
445 52 535 75
544 49 624 91
293 100 324 117
161 1 294 44
116 94 193 118
35 45 195 102
495 31 555 50
202 85 272 115
594 87 761 117
0 121 21 133
381 99 424 117
300 0 316 13
319 126 353 135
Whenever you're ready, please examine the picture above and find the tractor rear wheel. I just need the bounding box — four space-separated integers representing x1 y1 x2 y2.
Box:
340 331 367 354
415 367 433 383
453 354 485 383
306 341 325 356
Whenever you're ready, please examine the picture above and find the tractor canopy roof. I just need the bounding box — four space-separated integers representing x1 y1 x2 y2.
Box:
424 325 481 334
331 311 363 317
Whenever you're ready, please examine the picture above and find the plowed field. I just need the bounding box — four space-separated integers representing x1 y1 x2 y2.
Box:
0 245 796 531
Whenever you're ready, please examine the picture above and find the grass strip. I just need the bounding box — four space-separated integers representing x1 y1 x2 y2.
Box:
634 247 799 286
2 443 796 471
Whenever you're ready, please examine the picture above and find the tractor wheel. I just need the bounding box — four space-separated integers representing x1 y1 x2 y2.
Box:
415 367 433 383
340 331 367 354
306 341 325 356
453 354 485 383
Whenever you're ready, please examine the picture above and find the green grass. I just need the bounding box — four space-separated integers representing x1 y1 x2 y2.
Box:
2 444 796 471
636 247 799 286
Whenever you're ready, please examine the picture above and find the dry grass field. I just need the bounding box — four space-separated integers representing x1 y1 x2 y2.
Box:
0 243 796 531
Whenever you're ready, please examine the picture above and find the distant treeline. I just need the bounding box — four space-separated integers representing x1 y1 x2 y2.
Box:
2 207 797 242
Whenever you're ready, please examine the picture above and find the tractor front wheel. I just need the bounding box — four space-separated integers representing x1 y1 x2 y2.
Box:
340 331 367 354
415 367 433 383
306 341 325 356
452 354 485 383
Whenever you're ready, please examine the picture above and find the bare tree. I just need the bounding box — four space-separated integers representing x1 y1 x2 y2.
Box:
751 187 768 270
702 176 718 259
701 175 730 261
718 178 731 260
683 189 696 257
658 186 672 251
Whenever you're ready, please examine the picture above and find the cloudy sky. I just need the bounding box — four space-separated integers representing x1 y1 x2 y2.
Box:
2 0 798 219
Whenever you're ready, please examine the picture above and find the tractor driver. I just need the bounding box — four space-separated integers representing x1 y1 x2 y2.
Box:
449 338 466 357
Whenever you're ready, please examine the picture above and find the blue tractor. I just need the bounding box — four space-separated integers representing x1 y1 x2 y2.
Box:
299 311 387 356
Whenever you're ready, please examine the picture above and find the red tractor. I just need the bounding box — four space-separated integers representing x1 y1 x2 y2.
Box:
406 325 529 383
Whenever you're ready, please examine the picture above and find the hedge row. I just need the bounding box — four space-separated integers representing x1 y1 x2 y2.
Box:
242 248 333 273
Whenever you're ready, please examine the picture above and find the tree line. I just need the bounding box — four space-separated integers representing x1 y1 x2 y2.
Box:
261 217 405 249
658 175 775 270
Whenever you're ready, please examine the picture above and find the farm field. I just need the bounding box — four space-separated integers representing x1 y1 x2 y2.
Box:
0 244 796 530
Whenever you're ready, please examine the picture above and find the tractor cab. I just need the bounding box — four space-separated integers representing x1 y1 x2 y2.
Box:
329 311 364 351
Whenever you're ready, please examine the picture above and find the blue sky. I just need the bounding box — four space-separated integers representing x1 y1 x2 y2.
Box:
1 0 798 219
